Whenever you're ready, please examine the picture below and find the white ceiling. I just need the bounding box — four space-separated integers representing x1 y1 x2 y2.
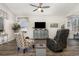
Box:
3 3 79 16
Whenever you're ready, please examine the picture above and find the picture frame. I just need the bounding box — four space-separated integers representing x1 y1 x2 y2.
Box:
50 23 58 28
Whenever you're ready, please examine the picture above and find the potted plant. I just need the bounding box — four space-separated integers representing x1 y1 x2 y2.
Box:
12 23 20 32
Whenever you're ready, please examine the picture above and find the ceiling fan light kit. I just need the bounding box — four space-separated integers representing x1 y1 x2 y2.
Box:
41 9 44 12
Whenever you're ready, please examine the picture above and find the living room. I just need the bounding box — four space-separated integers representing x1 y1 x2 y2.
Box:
0 3 79 56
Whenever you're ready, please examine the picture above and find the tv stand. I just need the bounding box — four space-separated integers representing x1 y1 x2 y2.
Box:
33 29 49 39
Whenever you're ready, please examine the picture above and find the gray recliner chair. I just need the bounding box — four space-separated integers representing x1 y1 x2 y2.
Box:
47 29 69 52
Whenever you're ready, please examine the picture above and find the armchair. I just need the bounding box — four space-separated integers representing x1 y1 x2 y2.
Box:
15 31 34 53
47 29 69 52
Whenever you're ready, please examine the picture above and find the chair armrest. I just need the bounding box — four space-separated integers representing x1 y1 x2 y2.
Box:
47 39 57 44
52 39 57 44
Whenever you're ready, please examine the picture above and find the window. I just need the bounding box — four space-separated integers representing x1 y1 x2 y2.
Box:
17 17 28 31
67 15 79 32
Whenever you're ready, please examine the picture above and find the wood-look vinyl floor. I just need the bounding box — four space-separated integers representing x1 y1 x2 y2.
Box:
0 39 79 56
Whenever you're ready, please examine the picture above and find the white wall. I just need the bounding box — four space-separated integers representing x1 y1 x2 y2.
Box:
17 15 73 39
17 16 73 39
0 4 16 42
26 15 65 39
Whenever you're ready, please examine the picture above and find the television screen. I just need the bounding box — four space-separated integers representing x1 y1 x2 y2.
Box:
35 22 46 28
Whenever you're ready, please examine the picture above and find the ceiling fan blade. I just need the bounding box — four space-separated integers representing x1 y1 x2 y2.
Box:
41 6 50 8
30 4 38 7
33 8 38 11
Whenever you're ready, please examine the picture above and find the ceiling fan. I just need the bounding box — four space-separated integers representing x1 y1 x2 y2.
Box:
30 3 50 12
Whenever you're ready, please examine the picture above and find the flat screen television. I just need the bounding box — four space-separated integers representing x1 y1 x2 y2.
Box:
35 22 46 28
